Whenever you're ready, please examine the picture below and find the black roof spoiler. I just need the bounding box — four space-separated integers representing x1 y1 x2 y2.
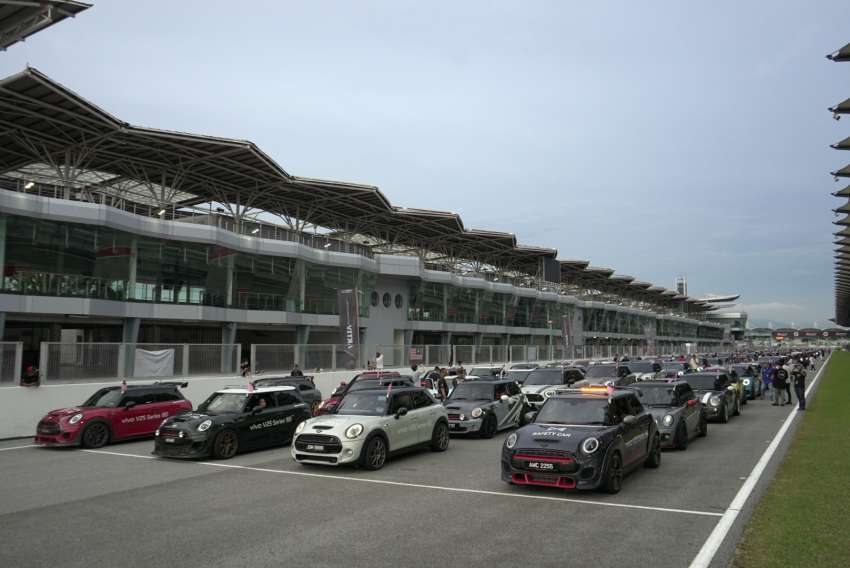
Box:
153 381 189 388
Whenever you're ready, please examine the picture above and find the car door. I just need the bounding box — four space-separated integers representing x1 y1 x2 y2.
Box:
678 385 698 435
617 396 644 466
410 390 437 443
240 393 278 449
627 394 653 461
501 382 524 427
387 392 419 450
272 391 306 443
113 390 157 439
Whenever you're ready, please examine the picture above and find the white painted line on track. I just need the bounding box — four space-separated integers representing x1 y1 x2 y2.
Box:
80 447 721 517
0 444 37 452
688 357 830 568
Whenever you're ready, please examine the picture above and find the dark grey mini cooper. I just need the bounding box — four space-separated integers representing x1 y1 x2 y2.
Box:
635 381 707 450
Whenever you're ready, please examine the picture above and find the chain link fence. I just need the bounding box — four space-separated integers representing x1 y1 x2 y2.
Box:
0 342 23 384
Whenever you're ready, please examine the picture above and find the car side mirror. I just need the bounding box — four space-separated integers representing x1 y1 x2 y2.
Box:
500 394 509 402
395 407 409 419
687 399 698 407
623 415 638 425
524 411 537 424
124 401 136 410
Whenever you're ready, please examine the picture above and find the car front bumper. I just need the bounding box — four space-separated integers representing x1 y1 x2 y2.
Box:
448 418 483 434
501 450 604 491
34 432 81 446
291 436 366 466
703 404 724 420
153 432 214 459
657 426 677 449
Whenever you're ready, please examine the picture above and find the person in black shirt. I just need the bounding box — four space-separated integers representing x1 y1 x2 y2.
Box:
290 364 304 377
792 364 807 411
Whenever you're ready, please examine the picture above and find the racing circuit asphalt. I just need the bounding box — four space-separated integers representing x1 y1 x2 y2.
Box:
0 374 819 568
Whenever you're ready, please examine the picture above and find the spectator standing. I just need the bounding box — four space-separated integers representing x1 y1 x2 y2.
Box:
782 360 794 405
22 365 40 387
375 352 384 370
290 364 304 377
792 364 807 411
436 369 449 400
760 364 773 400
773 364 789 406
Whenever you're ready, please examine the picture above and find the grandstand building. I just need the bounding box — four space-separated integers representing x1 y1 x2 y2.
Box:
0 68 725 371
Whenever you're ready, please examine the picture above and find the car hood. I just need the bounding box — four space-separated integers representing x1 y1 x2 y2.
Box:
512 423 614 453
43 407 88 420
444 400 492 412
301 414 385 437
160 412 221 429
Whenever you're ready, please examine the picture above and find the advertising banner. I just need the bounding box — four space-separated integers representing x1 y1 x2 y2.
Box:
337 289 360 369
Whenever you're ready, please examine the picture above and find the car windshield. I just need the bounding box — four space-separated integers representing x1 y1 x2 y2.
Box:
535 398 609 425
523 369 567 386
349 379 409 392
81 388 122 408
511 364 536 370
198 392 247 414
448 382 495 400
469 367 499 377
504 370 531 383
639 386 677 406
684 375 719 391
335 392 389 416
628 362 656 373
585 365 618 379
662 362 683 370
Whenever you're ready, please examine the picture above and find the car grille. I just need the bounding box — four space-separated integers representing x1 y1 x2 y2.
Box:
514 447 573 458
158 428 182 438
525 393 544 402
447 413 461 421
37 420 60 435
295 454 338 464
295 434 342 454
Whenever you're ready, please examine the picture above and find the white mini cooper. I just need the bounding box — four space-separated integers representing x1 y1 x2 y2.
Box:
291 386 449 470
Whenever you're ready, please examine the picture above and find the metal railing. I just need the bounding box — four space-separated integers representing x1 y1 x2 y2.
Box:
38 343 240 383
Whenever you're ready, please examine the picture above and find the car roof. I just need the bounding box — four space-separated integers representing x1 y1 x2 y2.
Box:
457 378 512 384
639 380 688 388
217 386 296 394
349 387 425 395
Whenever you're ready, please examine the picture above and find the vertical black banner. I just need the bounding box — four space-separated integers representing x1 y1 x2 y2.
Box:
337 288 360 369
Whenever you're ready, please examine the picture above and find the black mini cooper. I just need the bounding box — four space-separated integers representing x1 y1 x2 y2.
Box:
501 386 661 494
154 386 311 459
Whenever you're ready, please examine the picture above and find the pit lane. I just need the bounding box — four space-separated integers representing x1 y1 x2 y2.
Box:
0 383 812 568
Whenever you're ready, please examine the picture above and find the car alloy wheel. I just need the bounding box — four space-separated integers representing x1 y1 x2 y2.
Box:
81 422 110 449
480 414 497 439
720 404 729 424
431 421 449 452
603 452 623 494
362 436 387 470
213 430 238 459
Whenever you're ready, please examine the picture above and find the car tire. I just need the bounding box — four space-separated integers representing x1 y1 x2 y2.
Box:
80 421 110 449
676 423 689 451
644 434 661 468
602 451 623 494
733 396 741 417
360 435 387 470
698 414 708 437
430 421 449 452
212 429 239 459
479 414 497 439
720 404 729 424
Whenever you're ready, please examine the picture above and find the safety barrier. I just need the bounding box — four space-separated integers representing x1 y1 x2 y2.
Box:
0 342 23 384
38 343 240 383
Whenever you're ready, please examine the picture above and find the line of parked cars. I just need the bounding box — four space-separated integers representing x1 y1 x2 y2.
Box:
33 350 819 494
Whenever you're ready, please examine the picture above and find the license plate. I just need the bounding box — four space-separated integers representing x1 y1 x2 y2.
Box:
164 438 175 443
527 461 555 471
306 444 324 451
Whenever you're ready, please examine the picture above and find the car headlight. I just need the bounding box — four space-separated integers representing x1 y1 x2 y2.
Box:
471 408 483 419
709 395 721 407
68 413 83 425
345 423 364 439
581 437 600 455
743 378 751 386
295 421 307 434
197 419 213 432
543 389 555 398
506 432 517 449
662 414 674 427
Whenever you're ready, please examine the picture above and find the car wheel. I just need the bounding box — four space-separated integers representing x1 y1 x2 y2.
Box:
81 422 110 449
212 429 239 459
720 404 729 424
676 422 689 451
698 414 708 437
733 396 741 416
644 434 661 468
430 421 449 452
360 436 387 470
602 451 623 494
480 414 497 439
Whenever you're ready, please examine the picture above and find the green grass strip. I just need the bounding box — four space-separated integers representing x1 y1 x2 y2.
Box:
732 352 850 568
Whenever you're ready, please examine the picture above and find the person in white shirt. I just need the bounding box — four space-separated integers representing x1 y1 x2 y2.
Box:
375 352 384 370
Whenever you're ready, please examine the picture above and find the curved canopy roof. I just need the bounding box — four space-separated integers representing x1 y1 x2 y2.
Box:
827 42 850 62
0 0 89 50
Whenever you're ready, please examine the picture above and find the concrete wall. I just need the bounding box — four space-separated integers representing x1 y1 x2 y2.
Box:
0 369 400 440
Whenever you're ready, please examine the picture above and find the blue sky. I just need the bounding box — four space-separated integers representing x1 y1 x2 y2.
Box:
2 1 848 327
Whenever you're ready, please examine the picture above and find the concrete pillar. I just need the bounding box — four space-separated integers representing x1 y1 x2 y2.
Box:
122 317 141 344
127 238 137 300
286 259 306 312
0 215 6 291
121 318 141 378
0 312 5 341
295 324 310 368
222 322 237 373
225 255 235 307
